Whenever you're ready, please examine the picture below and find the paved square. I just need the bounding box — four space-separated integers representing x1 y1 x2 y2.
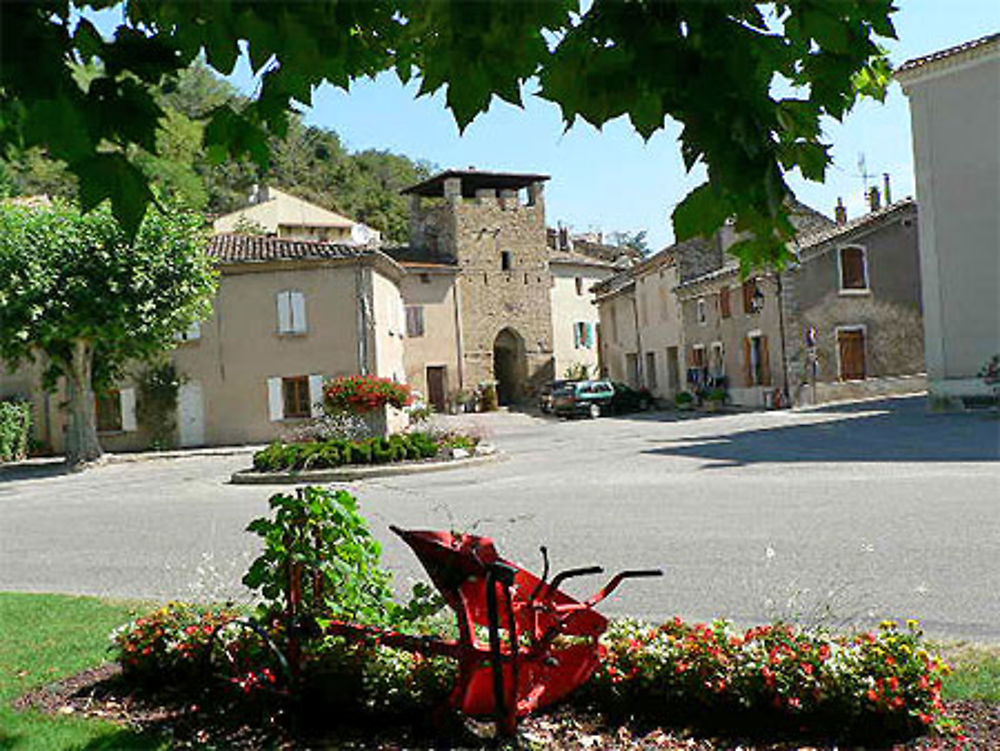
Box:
2 395 998 640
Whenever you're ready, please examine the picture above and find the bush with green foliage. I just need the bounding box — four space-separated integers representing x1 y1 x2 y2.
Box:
675 391 695 407
0 400 31 462
586 617 962 741
252 432 442 473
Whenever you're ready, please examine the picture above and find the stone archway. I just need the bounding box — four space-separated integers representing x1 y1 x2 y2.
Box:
493 328 527 406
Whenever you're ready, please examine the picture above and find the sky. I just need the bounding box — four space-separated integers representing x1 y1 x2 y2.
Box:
90 1 999 250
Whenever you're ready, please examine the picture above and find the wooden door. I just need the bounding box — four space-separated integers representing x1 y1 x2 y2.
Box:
838 329 866 380
426 366 447 411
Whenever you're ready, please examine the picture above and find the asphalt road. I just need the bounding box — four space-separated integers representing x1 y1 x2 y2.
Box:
2 395 998 641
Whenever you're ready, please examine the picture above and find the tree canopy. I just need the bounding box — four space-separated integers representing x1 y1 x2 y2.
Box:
0 1 896 264
0 200 217 463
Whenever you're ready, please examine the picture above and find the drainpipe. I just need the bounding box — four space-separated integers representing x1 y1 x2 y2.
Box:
776 271 790 405
630 286 643 387
453 273 466 390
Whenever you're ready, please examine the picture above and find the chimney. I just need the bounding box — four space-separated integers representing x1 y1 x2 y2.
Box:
868 186 881 213
835 197 847 225
883 173 892 205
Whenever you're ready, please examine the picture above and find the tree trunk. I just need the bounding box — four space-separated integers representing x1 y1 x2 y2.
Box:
64 339 103 465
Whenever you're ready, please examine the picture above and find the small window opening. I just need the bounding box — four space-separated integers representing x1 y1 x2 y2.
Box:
501 251 512 270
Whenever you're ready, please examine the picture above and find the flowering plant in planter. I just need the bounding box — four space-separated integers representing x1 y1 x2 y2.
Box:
324 375 412 414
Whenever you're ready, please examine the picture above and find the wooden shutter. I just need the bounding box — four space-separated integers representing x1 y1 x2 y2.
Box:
742 280 754 314
838 330 866 380
267 377 283 421
120 388 137 432
840 248 867 289
720 287 731 318
744 338 753 386
276 292 292 333
309 375 325 418
291 291 307 333
760 335 771 386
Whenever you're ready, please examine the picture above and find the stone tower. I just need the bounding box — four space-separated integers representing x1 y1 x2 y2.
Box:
403 170 555 403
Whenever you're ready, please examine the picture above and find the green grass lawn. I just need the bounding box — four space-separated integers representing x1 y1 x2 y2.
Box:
0 592 164 751
938 642 1000 702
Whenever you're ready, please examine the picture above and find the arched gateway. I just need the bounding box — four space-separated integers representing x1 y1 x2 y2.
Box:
493 328 527 406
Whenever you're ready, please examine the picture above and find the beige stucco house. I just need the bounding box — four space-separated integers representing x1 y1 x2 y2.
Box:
2 235 407 453
213 185 382 245
549 251 615 380
897 33 1000 406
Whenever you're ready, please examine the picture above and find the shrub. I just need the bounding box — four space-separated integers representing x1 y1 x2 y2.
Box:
324 375 412 414
0 399 31 462
110 602 241 686
586 617 961 741
675 391 694 406
705 387 728 403
251 432 451 472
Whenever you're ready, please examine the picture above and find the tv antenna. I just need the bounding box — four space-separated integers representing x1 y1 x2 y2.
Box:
857 153 876 194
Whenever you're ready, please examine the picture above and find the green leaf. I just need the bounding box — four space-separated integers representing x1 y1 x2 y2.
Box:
73 153 153 236
672 183 733 242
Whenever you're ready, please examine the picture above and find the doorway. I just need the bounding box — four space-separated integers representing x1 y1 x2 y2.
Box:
493 328 527 406
426 366 447 411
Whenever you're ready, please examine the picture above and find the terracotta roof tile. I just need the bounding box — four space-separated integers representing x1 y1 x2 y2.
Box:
208 234 372 264
797 199 916 250
897 33 1000 76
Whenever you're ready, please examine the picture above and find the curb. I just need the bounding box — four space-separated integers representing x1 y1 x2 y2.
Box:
229 450 504 485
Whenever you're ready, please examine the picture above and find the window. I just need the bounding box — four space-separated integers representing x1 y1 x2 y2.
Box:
690 345 706 368
744 334 771 387
282 376 311 419
839 246 869 291
742 279 760 314
95 388 136 432
276 290 307 334
697 298 707 325
501 251 512 271
268 375 323 421
645 352 657 389
573 321 594 349
719 286 731 319
625 353 640 388
405 305 425 338
95 390 122 432
575 277 584 296
174 320 201 342
837 327 866 380
710 342 725 377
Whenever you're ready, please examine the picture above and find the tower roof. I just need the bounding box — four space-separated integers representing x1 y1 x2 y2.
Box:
401 169 549 197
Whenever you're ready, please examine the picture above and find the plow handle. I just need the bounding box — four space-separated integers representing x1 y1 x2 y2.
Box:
585 569 664 608
547 565 604 597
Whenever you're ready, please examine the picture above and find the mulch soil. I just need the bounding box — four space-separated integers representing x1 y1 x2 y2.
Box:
15 663 998 750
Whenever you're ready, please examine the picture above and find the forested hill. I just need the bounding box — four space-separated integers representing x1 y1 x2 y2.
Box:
0 63 432 243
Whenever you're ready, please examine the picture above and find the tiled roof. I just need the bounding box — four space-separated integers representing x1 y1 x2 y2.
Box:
208 234 372 264
897 33 1000 77
548 250 615 269
381 246 457 266
797 199 916 250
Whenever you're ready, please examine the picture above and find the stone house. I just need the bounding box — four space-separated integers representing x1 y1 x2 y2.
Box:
212 185 382 245
389 169 615 407
593 247 684 400
897 33 1000 407
1 234 408 452
782 199 924 405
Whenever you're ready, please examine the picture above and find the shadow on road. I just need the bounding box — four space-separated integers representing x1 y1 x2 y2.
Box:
641 396 1000 466
0 457 75 483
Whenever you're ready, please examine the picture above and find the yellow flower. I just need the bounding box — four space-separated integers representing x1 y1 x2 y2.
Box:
880 619 897 631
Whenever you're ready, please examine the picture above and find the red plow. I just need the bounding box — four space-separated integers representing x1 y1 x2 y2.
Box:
313 526 662 736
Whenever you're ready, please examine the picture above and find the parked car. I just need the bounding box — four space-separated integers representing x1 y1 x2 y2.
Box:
552 380 652 419
538 379 578 413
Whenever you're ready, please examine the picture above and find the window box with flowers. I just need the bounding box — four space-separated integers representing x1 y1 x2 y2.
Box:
323 375 413 438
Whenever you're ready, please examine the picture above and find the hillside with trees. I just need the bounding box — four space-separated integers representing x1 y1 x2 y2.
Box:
0 63 431 243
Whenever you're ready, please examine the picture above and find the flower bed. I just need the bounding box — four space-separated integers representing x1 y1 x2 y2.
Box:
252 432 444 472
587 616 962 741
324 375 412 413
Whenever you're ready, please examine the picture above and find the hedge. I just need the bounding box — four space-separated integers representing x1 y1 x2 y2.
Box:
0 400 31 463
252 432 441 472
